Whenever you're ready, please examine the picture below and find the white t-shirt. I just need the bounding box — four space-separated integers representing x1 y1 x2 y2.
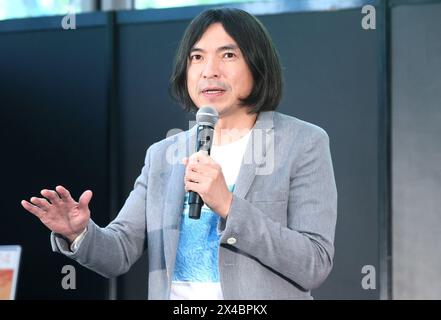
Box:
170 129 252 300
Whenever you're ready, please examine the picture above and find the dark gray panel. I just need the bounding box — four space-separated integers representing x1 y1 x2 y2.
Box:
263 9 380 300
391 3 441 299
0 27 110 299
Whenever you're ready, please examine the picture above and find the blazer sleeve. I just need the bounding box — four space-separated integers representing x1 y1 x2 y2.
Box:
220 128 337 290
50 145 153 278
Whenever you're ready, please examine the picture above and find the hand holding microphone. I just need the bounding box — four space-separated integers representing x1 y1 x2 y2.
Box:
183 106 233 219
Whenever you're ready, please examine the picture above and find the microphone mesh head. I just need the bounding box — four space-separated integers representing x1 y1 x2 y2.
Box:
196 106 219 127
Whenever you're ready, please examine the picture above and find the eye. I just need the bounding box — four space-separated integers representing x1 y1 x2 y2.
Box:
190 54 202 61
224 52 236 59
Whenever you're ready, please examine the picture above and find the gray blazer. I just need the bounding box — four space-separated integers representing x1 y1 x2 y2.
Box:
51 111 337 300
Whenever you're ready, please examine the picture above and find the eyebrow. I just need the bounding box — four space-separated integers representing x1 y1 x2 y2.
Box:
189 44 239 54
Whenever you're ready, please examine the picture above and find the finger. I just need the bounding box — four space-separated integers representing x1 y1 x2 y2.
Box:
195 150 212 164
41 189 61 204
187 162 211 172
188 150 210 164
30 197 51 211
188 153 199 165
187 162 199 173
185 181 202 194
78 190 93 210
55 185 74 203
185 170 204 184
21 200 45 219
187 163 217 177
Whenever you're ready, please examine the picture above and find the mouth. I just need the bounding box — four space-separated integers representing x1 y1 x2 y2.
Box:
201 87 226 97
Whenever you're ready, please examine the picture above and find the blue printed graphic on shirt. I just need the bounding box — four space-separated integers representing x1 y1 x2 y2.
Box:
173 185 235 282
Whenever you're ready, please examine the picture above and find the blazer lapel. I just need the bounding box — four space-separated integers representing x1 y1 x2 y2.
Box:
233 111 275 199
163 125 196 280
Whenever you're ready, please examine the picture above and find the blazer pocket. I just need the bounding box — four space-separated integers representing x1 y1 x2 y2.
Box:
250 190 289 202
250 191 289 225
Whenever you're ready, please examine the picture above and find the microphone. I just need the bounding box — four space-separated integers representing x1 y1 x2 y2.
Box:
188 106 219 219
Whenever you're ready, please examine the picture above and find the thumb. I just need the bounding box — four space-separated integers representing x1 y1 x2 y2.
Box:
78 190 93 210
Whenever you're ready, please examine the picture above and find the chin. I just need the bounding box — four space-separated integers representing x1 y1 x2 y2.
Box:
196 103 232 117
198 104 222 113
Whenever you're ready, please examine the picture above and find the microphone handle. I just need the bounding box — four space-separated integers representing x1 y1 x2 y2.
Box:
188 191 204 219
188 124 213 219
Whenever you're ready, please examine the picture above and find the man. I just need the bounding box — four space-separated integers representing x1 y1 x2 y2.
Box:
21 8 337 299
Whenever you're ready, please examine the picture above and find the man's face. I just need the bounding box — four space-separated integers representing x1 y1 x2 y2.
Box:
186 23 254 117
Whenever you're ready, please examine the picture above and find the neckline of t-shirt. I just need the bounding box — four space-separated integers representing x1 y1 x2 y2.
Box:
212 129 252 149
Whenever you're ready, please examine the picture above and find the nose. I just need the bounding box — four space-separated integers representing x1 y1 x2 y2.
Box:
202 57 220 79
